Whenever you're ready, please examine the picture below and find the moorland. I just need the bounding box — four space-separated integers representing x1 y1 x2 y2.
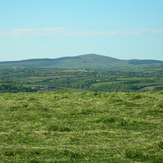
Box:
0 54 163 162
0 91 163 162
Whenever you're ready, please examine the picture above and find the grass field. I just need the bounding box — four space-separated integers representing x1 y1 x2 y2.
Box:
0 91 163 162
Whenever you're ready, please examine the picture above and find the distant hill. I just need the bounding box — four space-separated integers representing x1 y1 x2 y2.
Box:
0 54 163 69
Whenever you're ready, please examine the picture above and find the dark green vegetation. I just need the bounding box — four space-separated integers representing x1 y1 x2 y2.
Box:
0 67 163 93
0 54 163 69
0 91 163 162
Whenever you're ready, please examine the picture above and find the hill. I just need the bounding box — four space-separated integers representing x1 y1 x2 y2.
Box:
0 54 163 69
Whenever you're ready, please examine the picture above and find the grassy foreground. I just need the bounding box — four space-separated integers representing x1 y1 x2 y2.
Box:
0 91 163 162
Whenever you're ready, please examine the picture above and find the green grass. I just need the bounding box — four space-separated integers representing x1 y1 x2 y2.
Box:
91 81 120 87
0 91 163 162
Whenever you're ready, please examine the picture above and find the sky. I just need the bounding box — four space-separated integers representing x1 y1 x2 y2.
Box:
0 0 163 61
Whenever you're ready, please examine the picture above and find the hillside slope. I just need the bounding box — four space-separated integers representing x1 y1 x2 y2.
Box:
0 54 162 69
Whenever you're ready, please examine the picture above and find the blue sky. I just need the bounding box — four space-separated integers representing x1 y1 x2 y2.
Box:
0 0 163 61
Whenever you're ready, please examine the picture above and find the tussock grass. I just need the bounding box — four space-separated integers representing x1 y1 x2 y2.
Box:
0 91 163 162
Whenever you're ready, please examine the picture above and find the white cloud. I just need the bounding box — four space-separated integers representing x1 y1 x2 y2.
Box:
0 27 66 38
0 27 163 38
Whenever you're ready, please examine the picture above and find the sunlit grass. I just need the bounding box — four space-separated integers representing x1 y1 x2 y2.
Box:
0 91 163 162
